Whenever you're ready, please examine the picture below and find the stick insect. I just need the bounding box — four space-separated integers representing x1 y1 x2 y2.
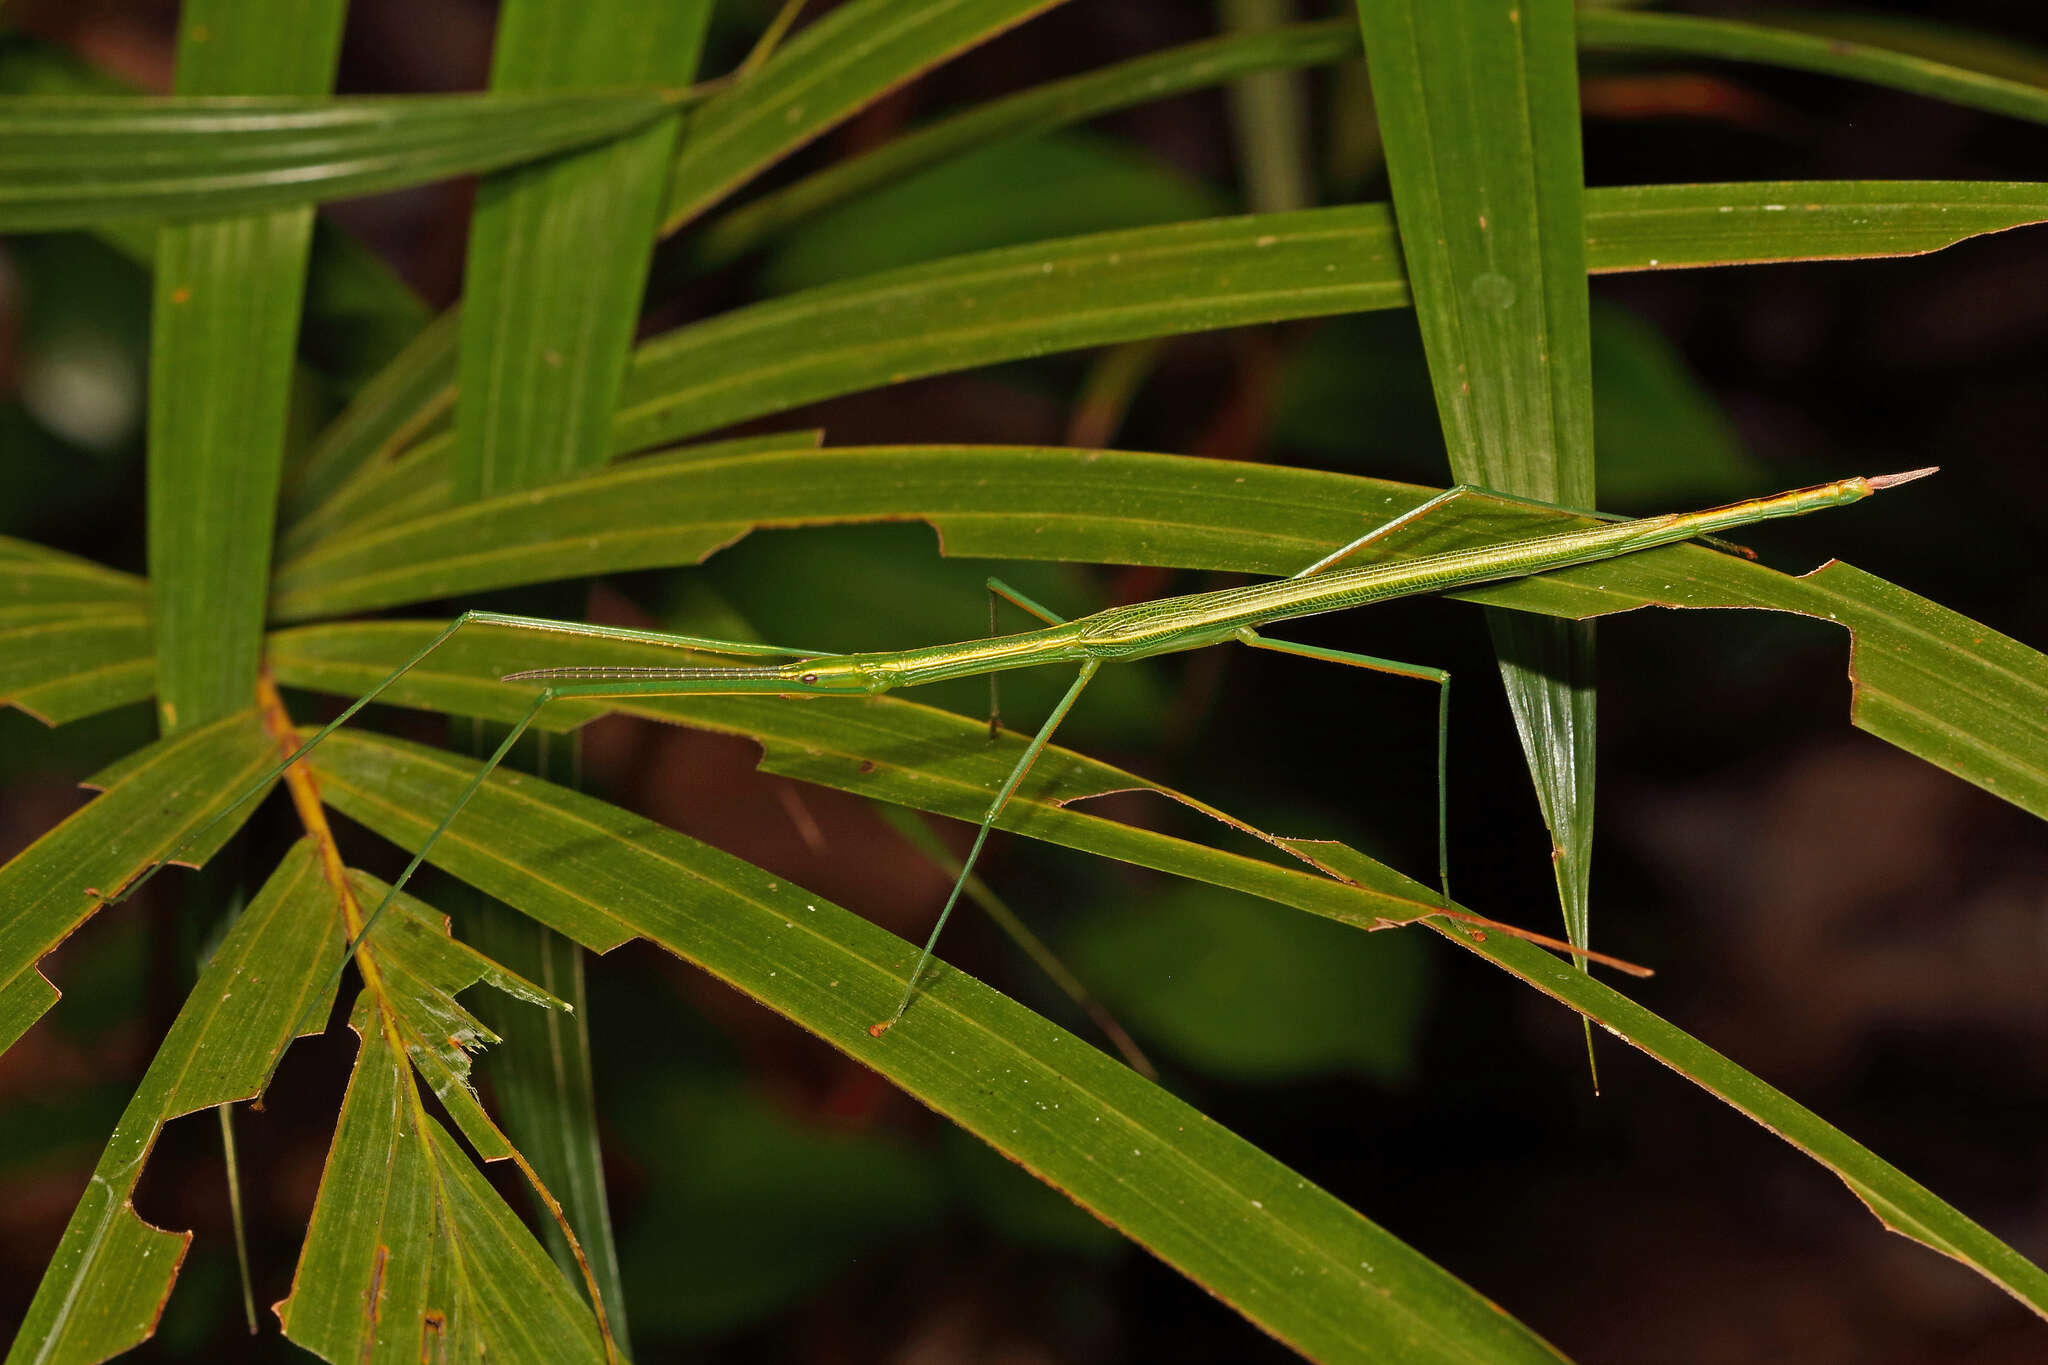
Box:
140 467 1935 1036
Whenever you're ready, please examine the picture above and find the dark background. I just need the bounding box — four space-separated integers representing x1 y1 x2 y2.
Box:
1 2 2044 1361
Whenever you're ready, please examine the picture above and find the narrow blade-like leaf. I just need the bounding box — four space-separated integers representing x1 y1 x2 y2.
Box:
275 980 606 1365
695 8 2048 265
147 0 345 733
1580 9 2048 128
443 2 714 1336
280 182 2047 549
1353 0 1599 959
0 712 278 1055
276 429 820 563
690 17 1360 268
280 308 461 526
0 609 152 727
662 0 1070 233
454 2 709 497
6 840 342 1365
0 91 685 230
613 182 2048 454
0 543 153 725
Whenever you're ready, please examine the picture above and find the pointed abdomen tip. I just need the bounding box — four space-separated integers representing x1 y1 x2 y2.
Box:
1868 466 1939 490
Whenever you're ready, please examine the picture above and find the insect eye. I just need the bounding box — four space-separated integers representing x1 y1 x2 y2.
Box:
800 673 818 684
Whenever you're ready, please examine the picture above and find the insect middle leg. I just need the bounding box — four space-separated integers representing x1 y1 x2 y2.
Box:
879 657 1100 1034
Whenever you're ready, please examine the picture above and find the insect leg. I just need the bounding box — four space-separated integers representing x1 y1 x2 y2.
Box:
985 576 1068 738
877 658 1100 1034
1235 628 1452 907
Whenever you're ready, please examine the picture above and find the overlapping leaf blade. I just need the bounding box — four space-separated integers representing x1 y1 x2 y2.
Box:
276 1018 607 1365
0 611 153 727
0 537 149 604
10 8 2040 239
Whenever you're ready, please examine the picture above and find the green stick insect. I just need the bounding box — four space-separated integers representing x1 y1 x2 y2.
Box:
144 467 1935 1036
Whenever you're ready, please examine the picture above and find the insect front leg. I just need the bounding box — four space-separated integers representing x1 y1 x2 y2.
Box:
985 576 1069 738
